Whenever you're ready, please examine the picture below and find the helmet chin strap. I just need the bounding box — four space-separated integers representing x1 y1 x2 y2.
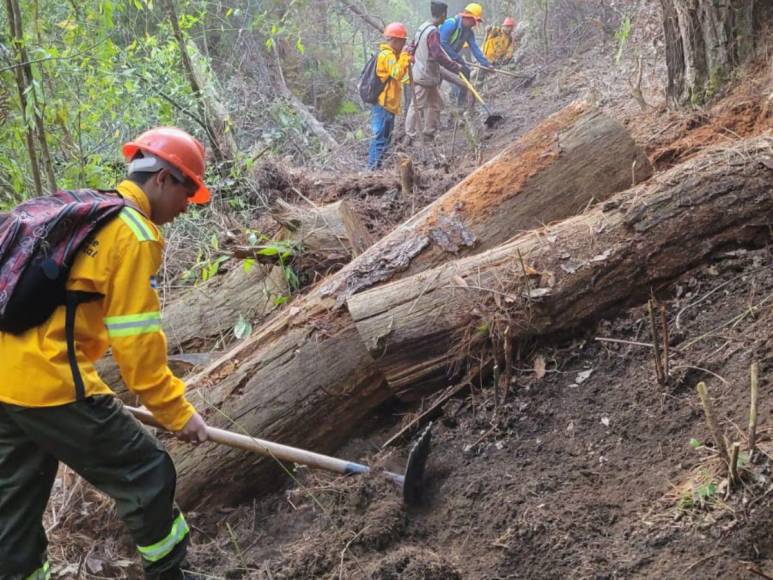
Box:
127 153 185 183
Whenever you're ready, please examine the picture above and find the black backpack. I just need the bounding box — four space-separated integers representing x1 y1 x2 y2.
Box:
358 52 387 105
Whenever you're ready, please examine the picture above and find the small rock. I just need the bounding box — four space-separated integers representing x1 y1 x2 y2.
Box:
576 369 594 384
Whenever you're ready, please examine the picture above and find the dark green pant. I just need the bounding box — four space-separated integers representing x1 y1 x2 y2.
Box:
0 396 188 578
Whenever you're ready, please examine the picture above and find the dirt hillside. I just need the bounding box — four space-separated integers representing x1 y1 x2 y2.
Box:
45 1 772 578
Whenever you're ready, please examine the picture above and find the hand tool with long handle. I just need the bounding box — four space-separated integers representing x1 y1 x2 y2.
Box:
457 72 504 128
126 405 432 505
466 61 533 80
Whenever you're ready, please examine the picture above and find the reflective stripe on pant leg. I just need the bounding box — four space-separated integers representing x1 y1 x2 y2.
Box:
24 561 51 580
137 512 190 563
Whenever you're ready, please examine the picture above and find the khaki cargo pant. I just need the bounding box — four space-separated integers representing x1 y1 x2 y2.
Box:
0 396 188 579
405 84 444 140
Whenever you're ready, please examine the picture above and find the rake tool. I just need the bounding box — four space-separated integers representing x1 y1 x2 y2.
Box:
127 405 433 505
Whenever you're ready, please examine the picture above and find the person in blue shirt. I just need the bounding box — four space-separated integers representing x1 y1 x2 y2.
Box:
439 2 493 107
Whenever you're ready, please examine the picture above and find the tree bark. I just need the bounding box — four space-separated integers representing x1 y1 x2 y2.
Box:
98 199 371 395
319 102 651 302
660 0 769 107
273 199 373 257
168 102 650 508
161 265 288 353
348 136 773 398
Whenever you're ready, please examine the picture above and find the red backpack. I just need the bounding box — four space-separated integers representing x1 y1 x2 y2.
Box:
0 189 132 334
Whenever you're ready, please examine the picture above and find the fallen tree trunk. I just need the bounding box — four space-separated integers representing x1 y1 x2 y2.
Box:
99 201 369 393
348 136 773 398
169 101 651 508
163 265 288 353
273 199 374 257
319 101 652 301
97 264 287 394
97 352 222 405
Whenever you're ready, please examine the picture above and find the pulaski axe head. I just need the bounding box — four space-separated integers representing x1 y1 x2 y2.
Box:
401 422 433 505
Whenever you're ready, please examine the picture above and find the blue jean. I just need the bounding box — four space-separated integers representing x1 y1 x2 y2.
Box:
367 104 395 170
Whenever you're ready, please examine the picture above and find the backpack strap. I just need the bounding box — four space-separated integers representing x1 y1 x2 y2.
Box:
65 291 100 400
415 22 434 47
65 189 141 401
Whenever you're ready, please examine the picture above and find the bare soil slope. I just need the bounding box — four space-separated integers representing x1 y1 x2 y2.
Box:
179 244 772 580
45 2 773 577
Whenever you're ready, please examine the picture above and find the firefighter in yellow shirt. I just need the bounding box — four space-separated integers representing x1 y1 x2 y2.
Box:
0 127 211 580
367 22 411 170
482 16 516 65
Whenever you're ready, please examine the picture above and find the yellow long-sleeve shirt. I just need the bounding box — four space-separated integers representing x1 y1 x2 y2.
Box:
376 43 411 115
483 27 514 64
0 180 194 431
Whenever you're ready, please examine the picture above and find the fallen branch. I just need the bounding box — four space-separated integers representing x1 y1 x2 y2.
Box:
382 369 479 449
681 291 773 349
747 566 773 580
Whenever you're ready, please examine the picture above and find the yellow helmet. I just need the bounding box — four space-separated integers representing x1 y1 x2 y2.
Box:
461 2 483 21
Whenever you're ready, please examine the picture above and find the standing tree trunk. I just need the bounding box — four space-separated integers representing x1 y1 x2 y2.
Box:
337 0 385 34
5 0 45 196
10 0 56 192
660 0 770 107
270 43 339 150
160 0 235 165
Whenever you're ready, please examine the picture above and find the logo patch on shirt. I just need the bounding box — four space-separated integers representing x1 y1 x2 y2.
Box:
150 276 158 289
83 239 100 258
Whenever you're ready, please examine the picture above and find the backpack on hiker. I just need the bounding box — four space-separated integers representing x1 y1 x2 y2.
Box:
0 189 133 334
357 53 387 105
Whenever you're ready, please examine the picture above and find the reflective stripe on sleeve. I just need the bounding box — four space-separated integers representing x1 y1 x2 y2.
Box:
137 513 190 563
25 561 51 580
119 207 156 242
104 311 162 337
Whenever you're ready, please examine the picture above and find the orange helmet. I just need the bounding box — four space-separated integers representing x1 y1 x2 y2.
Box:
123 127 211 204
503 17 515 27
383 22 408 39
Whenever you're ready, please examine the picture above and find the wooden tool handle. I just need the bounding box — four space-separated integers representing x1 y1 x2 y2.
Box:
125 405 366 476
457 72 486 106
468 62 527 79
